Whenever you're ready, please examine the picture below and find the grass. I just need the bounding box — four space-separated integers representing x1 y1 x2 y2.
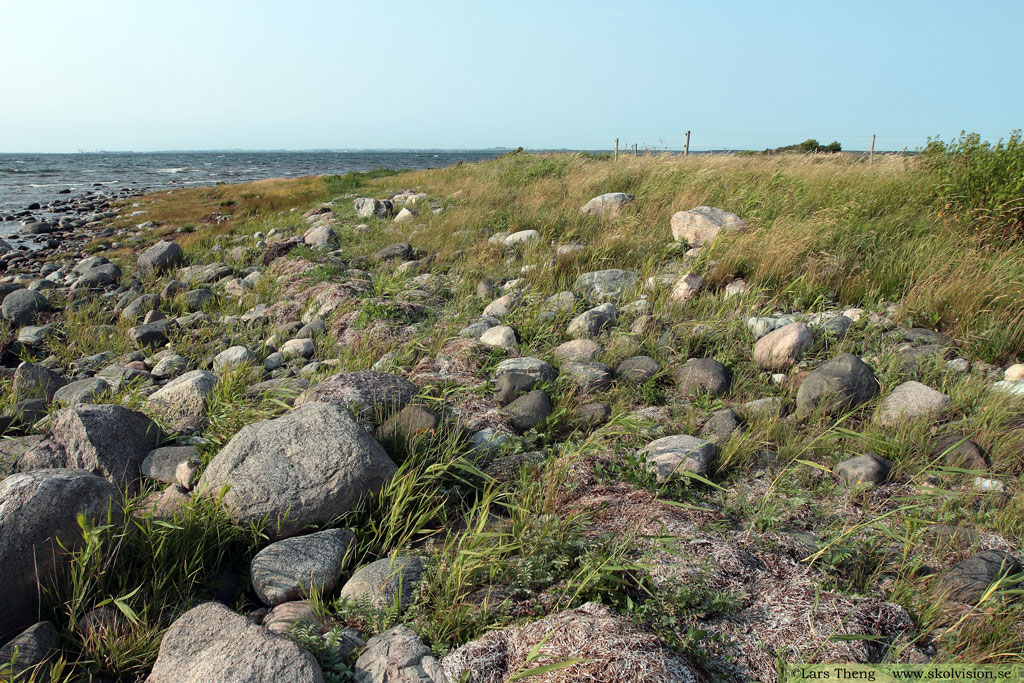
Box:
2 148 1023 681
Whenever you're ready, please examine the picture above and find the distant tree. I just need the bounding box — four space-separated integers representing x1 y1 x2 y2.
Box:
798 139 821 153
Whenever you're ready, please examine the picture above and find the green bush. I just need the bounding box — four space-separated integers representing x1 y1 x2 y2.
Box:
923 130 1024 239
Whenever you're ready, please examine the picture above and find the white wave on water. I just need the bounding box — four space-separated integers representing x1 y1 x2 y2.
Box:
30 183 78 188
158 167 188 173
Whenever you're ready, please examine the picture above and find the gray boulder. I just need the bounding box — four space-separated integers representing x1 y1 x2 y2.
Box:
834 454 892 487
120 293 161 322
138 240 185 277
640 434 718 481
146 602 323 683
505 390 552 433
2 289 51 326
753 322 814 370
198 402 397 539
213 346 255 372
674 358 729 397
615 356 661 383
354 625 446 683
494 357 557 383
339 556 426 612
567 303 616 339
147 370 217 431
303 224 336 247
355 198 394 219
493 372 537 406
0 621 61 679
129 319 177 348
562 361 614 393
574 269 638 303
795 353 879 418
142 446 200 484
251 528 356 606
938 551 1021 604
0 469 121 641
12 361 67 400
52 377 111 406
295 371 417 425
579 192 635 218
19 404 161 492
72 263 121 290
700 408 741 442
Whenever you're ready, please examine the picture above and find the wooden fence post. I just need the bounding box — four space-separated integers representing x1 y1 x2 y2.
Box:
684 130 691 156
869 134 876 163
614 138 618 161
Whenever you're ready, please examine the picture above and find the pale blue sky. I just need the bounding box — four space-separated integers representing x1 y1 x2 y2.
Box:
1 0 1020 152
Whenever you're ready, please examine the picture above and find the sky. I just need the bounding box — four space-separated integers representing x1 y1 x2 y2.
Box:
1 0 1021 153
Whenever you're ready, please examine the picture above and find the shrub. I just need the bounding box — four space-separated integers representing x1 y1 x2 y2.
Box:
923 130 1024 240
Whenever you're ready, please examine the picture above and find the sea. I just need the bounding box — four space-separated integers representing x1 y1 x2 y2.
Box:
0 150 511 218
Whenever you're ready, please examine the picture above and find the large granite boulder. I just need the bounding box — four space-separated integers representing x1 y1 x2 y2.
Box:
18 404 161 492
198 402 397 539
146 602 323 682
579 192 635 218
0 469 121 641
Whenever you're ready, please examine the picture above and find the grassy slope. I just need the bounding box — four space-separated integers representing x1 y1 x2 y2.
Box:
5 152 1023 681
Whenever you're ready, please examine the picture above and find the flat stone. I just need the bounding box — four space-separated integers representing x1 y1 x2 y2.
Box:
52 377 110 406
669 271 703 302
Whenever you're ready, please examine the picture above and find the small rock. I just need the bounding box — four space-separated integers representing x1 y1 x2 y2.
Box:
505 390 552 433
614 356 661 383
213 345 254 372
640 434 718 481
579 192 634 217
553 339 602 363
562 361 613 393
479 325 517 350
339 556 426 611
669 271 703 302
753 322 813 370
567 303 616 338
834 453 892 487
251 528 356 606
674 358 729 397
877 381 950 427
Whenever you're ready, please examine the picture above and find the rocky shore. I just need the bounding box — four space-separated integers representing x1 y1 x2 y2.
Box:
0 156 1021 682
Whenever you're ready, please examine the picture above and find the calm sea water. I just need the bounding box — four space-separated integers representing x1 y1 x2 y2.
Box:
0 150 510 217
